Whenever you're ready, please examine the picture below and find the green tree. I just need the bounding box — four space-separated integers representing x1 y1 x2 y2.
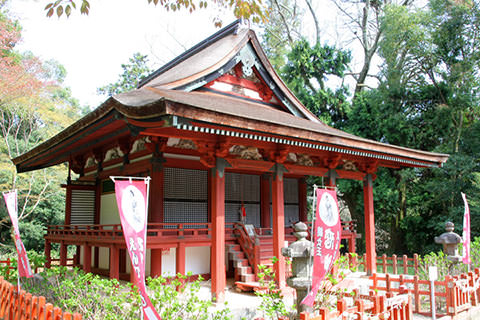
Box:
344 0 480 254
97 53 153 96
0 7 83 252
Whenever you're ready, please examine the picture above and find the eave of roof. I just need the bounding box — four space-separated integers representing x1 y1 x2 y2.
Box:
12 87 449 172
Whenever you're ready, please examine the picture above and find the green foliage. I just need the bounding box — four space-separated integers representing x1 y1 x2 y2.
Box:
418 237 480 280
148 274 231 320
282 39 352 125
0 8 82 252
18 267 232 320
255 257 293 320
97 53 153 96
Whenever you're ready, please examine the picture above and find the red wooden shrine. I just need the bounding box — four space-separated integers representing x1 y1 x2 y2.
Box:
12 21 448 301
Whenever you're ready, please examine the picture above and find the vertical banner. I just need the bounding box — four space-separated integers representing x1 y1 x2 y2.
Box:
113 177 161 320
302 188 341 307
2 190 33 278
462 192 471 265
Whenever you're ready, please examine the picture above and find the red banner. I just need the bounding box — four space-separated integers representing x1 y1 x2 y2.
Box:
302 188 341 307
113 178 161 320
462 192 471 265
2 190 33 278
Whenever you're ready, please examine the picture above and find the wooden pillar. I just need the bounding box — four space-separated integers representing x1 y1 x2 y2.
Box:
151 249 163 278
363 174 376 275
261 174 271 228
109 245 120 280
272 163 286 288
298 178 308 222
75 245 81 265
119 249 126 274
325 169 338 188
210 158 228 302
176 244 186 275
45 241 51 268
65 185 72 225
60 242 67 266
94 182 101 269
149 153 165 278
83 244 92 273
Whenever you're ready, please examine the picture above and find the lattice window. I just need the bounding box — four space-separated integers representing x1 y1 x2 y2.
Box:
164 168 208 226
284 178 298 204
70 189 95 225
225 172 261 227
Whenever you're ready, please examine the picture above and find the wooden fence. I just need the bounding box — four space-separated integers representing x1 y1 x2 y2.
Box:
299 288 413 320
344 253 420 275
0 276 82 320
370 268 480 317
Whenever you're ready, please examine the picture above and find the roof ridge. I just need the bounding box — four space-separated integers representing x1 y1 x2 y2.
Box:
138 19 243 88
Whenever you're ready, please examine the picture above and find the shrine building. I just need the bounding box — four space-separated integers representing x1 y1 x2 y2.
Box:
12 20 448 301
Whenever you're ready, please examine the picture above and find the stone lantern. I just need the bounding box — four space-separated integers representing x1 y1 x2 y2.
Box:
281 221 313 315
434 221 462 263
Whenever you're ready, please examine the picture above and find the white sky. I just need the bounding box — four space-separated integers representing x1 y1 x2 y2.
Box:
7 0 237 108
6 0 362 109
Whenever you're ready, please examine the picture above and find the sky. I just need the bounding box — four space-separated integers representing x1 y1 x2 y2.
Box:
7 0 237 108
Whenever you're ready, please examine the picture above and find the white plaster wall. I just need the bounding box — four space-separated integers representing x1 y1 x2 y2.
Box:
162 248 176 277
186 246 210 275
99 247 109 269
100 193 120 225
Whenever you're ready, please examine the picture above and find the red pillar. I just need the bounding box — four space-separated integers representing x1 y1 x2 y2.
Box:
210 159 227 302
298 178 308 222
83 244 92 273
60 242 67 266
109 245 120 279
261 174 271 228
363 174 376 275
272 164 286 288
45 241 51 268
65 185 72 225
149 156 164 278
176 244 186 275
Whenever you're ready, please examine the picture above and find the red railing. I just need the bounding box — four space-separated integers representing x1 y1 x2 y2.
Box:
46 222 212 243
295 288 413 320
370 268 480 317
233 223 261 278
0 276 82 319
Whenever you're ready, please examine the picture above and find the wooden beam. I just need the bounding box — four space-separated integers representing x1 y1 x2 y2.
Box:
363 174 376 275
272 163 286 288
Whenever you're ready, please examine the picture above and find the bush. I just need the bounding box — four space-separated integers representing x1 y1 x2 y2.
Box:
21 267 231 320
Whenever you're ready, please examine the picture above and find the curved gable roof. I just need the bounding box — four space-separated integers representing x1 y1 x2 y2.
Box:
139 20 319 122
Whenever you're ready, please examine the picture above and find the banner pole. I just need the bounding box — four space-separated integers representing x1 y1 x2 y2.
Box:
307 184 318 294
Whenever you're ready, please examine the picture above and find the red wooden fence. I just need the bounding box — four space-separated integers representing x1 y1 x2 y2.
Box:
370 268 480 317
344 253 420 275
0 276 82 320
298 288 413 320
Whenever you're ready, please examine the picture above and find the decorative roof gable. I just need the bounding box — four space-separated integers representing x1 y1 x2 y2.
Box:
139 20 319 122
